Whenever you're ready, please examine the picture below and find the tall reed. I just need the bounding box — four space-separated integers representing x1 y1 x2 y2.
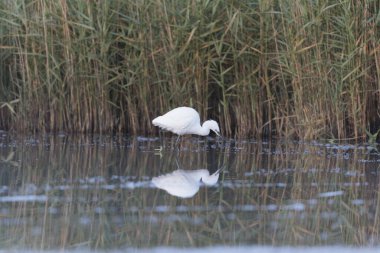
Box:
0 0 379 139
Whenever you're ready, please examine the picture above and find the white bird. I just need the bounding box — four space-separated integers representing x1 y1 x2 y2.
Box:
152 168 221 198
152 107 220 143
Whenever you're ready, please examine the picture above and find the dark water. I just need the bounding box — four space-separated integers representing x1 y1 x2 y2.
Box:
0 133 379 250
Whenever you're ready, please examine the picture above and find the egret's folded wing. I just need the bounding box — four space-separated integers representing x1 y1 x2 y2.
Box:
152 112 197 135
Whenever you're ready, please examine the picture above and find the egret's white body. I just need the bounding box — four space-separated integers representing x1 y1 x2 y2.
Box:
152 169 221 198
152 107 220 138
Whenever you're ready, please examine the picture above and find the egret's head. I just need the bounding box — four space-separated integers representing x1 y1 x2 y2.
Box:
200 171 220 186
203 120 220 136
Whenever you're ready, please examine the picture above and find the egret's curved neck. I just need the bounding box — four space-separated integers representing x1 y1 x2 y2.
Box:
196 123 210 136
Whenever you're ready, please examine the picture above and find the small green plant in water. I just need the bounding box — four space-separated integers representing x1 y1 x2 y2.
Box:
365 129 380 145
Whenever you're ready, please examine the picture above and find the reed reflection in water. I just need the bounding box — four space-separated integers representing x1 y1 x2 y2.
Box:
0 134 379 249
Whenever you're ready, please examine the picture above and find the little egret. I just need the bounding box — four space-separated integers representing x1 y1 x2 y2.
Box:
152 107 220 143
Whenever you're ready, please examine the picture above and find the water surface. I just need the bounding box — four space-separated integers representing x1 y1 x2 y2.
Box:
0 134 379 250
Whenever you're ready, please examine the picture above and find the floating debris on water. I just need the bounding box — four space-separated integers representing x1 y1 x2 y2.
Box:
318 191 344 198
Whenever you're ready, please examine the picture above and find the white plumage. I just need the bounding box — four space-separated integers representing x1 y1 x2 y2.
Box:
152 107 220 137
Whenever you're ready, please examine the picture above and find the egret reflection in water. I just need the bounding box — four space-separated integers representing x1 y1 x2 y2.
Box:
152 168 222 198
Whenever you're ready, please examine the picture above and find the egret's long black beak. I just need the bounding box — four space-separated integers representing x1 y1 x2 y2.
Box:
213 130 221 137
213 165 226 175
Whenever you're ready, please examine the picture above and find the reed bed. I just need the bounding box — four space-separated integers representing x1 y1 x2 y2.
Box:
0 0 379 139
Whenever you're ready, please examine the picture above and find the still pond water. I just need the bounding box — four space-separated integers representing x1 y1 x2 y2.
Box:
0 133 379 251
